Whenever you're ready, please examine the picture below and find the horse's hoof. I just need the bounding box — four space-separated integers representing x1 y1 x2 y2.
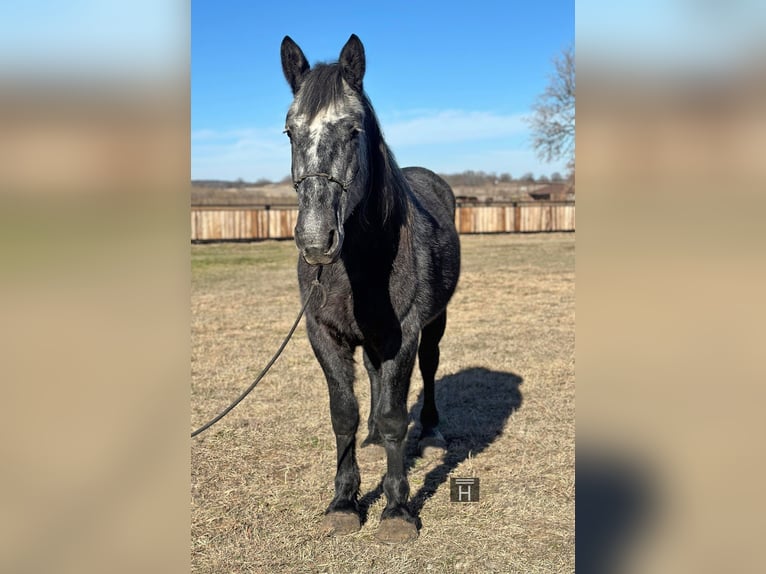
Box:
375 517 419 544
320 511 361 536
418 429 447 458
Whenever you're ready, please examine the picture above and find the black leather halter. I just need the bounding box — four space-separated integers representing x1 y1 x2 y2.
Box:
293 172 353 192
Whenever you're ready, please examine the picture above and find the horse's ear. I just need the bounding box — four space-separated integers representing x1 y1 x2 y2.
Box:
339 34 365 92
281 36 310 95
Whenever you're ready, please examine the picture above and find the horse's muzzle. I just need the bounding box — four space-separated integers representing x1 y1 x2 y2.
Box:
300 228 343 265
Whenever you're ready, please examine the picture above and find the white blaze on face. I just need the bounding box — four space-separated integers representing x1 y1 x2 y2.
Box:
306 102 344 169
290 89 365 172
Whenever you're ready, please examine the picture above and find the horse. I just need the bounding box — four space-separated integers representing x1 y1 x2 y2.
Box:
280 34 460 543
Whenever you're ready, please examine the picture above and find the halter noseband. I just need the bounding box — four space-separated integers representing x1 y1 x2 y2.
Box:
293 172 353 192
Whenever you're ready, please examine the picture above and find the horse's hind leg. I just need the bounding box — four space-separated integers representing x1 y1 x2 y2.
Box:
418 310 447 456
360 347 383 448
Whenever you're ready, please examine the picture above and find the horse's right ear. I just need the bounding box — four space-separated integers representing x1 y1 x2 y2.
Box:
281 36 310 94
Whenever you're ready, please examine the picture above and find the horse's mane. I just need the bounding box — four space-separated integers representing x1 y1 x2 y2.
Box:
298 63 409 228
359 96 409 228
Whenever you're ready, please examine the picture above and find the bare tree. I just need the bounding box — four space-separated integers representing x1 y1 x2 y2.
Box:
526 45 574 173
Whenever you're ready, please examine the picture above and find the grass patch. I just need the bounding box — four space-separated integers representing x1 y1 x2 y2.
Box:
192 233 574 573
192 240 295 271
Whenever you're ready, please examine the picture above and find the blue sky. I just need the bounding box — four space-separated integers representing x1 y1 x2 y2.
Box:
192 0 574 181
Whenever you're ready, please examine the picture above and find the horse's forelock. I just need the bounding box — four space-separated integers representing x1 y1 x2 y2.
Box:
293 64 355 123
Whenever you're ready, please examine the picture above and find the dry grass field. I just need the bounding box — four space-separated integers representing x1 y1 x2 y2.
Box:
191 233 575 573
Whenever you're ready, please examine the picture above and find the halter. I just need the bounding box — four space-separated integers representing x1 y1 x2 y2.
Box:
293 172 353 192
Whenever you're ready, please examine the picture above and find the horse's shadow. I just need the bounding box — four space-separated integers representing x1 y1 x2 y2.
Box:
358 367 523 522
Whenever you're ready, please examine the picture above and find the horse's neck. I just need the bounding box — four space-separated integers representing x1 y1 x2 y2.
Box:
343 180 404 265
374 142 409 221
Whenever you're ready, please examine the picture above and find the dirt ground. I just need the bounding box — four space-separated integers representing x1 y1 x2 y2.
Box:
191 233 574 573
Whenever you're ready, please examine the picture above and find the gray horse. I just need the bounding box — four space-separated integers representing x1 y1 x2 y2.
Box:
281 34 460 543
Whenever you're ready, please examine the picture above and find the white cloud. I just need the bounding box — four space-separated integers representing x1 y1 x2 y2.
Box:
380 110 528 147
192 127 291 181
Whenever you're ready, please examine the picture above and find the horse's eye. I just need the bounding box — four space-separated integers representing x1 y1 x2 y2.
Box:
350 127 362 139
283 128 292 141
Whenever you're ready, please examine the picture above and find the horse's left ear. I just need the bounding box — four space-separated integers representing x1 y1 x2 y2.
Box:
339 34 365 92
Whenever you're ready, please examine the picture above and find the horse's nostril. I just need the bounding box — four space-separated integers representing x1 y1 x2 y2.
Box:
326 230 336 253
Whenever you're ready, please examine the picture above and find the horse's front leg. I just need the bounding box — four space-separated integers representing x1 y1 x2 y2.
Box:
306 317 361 536
373 330 420 543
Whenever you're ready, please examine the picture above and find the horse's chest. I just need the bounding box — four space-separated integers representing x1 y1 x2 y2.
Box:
316 278 409 343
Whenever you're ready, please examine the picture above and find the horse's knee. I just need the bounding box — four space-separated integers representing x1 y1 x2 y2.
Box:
374 406 408 442
330 416 358 437
329 398 359 435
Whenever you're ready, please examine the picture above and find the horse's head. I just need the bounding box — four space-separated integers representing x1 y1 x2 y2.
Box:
281 34 370 265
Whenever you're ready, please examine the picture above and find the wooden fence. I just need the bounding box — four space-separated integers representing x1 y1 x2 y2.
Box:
191 201 574 241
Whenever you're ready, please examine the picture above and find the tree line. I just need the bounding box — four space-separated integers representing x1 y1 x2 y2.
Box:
192 170 567 189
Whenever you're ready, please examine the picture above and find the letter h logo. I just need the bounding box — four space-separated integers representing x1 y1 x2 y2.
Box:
450 477 480 502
